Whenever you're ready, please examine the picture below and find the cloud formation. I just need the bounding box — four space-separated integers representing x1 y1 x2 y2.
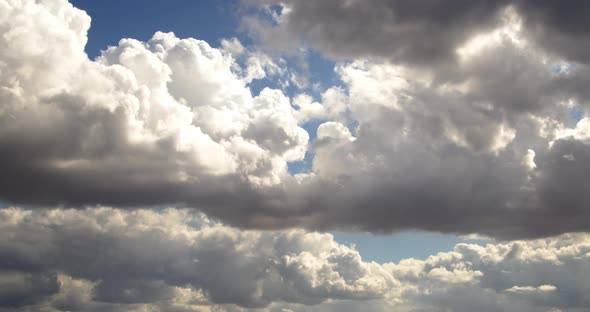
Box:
3 1 590 310
0 0 307 204
0 207 394 310
1 0 590 240
244 0 590 66
0 207 589 311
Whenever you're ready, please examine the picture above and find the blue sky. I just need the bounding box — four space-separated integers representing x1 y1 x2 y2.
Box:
70 0 239 59
67 0 485 263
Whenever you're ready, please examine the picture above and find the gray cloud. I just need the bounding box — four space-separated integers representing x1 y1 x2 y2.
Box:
0 271 59 309
244 0 508 66
517 0 590 64
0 208 589 311
292 49 590 239
244 0 590 66
0 208 394 310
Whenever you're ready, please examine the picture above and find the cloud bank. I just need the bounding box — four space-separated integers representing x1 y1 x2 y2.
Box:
1 0 590 240
1 207 589 311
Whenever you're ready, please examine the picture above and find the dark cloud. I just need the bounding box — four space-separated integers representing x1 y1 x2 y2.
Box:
245 0 590 66
0 272 59 308
244 0 508 66
517 0 590 64
93 279 175 304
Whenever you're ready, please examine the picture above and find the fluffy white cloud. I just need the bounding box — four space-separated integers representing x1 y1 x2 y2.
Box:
293 87 349 124
0 0 309 206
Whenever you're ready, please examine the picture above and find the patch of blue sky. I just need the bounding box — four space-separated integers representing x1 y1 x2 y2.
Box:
247 75 283 96
244 0 344 98
551 62 576 75
258 3 286 27
570 106 585 124
70 0 241 59
287 150 314 175
333 231 490 263
71 0 335 176
304 49 344 95
243 51 341 176
246 49 340 97
549 62 586 126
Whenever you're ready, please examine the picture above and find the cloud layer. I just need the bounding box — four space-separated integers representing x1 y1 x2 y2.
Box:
0 207 589 311
1 0 590 240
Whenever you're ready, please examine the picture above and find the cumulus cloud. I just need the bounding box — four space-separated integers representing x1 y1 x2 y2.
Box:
286 16 590 238
0 0 308 205
292 87 349 124
1 0 590 241
0 208 589 311
0 207 394 310
4 0 590 310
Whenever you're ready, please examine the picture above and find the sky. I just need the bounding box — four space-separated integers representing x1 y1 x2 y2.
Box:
70 0 240 59
1 0 590 311
70 0 478 264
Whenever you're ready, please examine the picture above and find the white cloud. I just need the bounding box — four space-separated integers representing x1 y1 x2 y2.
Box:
221 37 246 57
505 285 557 294
293 87 349 124
0 0 308 195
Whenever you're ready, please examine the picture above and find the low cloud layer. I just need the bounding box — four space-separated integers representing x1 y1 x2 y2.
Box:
0 207 589 311
1 0 590 240
0 207 395 310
